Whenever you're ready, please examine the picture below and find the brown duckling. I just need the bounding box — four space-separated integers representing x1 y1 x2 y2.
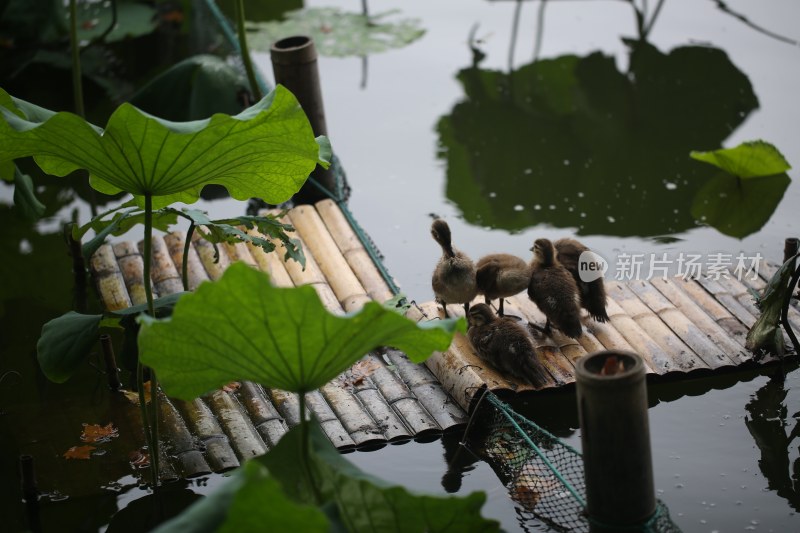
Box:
554 238 609 323
431 219 477 317
475 253 531 317
467 303 548 387
527 238 583 339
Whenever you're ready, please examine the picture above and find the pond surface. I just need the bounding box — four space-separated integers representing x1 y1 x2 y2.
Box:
2 0 800 531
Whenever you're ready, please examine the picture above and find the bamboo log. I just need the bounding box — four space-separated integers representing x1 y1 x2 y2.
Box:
164 231 209 291
717 273 800 334
319 381 386 449
236 382 288 448
601 288 671 373
203 389 267 461
650 277 750 364
172 398 240 472
607 282 705 372
158 395 212 478
243 217 296 289
304 390 357 451
674 277 751 336
315 199 395 303
273 232 342 313
384 347 468 429
138 234 183 297
693 276 757 328
287 205 372 312
361 353 441 439
267 388 302 427
627 279 739 368
90 244 132 311
192 232 230 280
223 241 257 267
113 242 147 306
350 380 412 443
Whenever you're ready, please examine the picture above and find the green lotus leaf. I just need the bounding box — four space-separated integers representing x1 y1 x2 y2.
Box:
690 140 791 179
0 85 330 209
13 168 46 221
37 311 102 383
138 262 464 397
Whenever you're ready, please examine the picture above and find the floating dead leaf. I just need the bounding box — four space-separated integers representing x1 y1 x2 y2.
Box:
222 381 241 393
81 422 119 443
129 448 150 469
64 445 96 460
122 382 155 405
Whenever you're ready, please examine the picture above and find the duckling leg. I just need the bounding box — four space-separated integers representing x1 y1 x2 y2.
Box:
498 298 505 317
438 300 450 318
463 302 470 316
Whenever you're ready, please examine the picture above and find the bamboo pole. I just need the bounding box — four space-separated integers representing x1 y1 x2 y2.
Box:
272 232 343 312
319 382 386 449
191 231 230 280
202 390 267 461
138 234 183 297
113 242 147 305
349 378 413 443
304 390 357 451
267 388 302 427
315 199 395 303
383 347 468 429
650 277 750 364
172 398 240 472
692 276 757 328
164 231 209 291
361 353 441 439
242 217 296 288
236 382 288 448
287 204 372 312
607 281 705 372
674 277 751 337
90 243 132 311
718 273 800 334
601 287 670 373
157 394 212 478
223 241 258 267
627 279 739 368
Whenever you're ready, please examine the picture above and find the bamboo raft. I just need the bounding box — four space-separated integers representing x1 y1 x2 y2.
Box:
89 198 796 480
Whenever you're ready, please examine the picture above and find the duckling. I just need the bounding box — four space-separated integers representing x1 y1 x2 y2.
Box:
475 253 531 317
554 238 609 323
431 219 477 318
527 238 583 339
467 303 548 387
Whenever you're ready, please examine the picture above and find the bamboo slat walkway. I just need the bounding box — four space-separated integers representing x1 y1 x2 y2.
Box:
416 260 796 412
89 198 795 480
89 199 468 479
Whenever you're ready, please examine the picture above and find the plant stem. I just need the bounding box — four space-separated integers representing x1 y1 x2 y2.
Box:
68 0 85 118
781 255 800 355
136 363 157 488
142 194 161 490
235 0 262 101
182 222 195 291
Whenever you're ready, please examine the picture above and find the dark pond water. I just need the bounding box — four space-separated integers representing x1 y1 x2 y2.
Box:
2 0 800 531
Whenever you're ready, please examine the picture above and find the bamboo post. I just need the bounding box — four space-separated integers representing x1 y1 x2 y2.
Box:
100 334 121 391
270 36 336 204
19 454 40 532
784 238 799 263
576 351 656 531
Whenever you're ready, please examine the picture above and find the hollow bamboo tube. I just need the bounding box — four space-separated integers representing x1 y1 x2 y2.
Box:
601 285 673 373
576 351 656 531
785 238 799 263
157 395 212 478
267 389 302 427
361 353 441 438
319 382 385 449
692 276 757 328
113 242 148 305
304 390 357 451
607 282 705 372
315 199 395 303
202 390 267 461
287 205 372 312
191 231 230 280
19 454 38 502
627 280 738 368
236 382 288 448
138 234 183 297
172 398 240 472
383 348 468 430
164 231 209 291
650 277 750 363
90 244 132 311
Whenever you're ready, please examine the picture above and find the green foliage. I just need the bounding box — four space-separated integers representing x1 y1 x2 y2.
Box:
690 140 791 178
138 262 465 397
154 424 499 533
77 203 179 260
247 8 425 57
0 85 330 208
745 254 798 356
173 208 306 268
12 168 46 221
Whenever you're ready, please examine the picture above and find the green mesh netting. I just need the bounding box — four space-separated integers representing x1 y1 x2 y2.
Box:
461 392 682 532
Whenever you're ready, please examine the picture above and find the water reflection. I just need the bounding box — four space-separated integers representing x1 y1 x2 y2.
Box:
744 374 800 512
437 33 770 237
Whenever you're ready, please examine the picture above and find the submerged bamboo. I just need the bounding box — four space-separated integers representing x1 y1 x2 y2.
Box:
172 398 240 472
